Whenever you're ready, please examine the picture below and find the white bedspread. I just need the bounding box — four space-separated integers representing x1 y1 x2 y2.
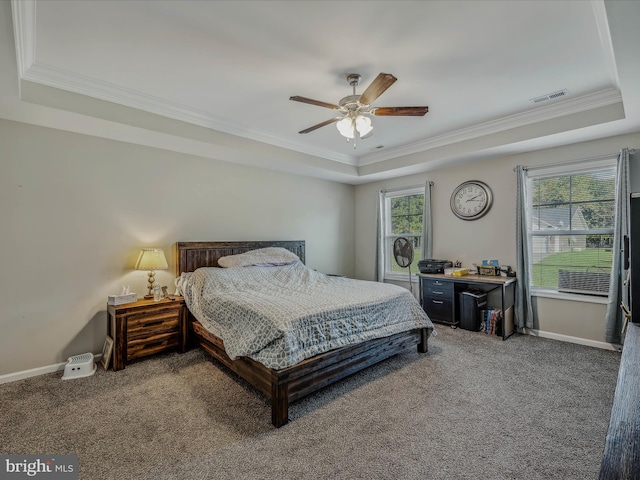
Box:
179 262 434 370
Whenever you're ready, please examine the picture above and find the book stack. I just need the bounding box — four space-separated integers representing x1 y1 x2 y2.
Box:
480 309 503 335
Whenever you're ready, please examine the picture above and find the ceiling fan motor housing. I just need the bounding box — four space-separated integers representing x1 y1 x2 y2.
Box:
341 74 366 111
346 73 361 87
339 94 363 109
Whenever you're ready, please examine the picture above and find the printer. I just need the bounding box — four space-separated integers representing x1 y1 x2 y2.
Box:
418 259 453 274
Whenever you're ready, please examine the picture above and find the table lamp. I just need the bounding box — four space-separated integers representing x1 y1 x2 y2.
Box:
135 248 169 298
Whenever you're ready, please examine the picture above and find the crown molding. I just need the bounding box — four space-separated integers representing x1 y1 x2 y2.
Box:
357 87 623 166
10 0 36 76
12 2 356 165
24 56 621 171
591 0 620 90
20 62 358 166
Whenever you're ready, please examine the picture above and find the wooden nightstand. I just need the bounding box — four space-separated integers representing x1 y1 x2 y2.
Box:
107 297 187 371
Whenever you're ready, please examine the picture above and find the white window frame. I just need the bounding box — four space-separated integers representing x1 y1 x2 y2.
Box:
383 186 425 282
524 157 617 303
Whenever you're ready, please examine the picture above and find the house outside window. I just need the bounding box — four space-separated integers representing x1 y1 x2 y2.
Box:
383 186 424 280
525 158 617 297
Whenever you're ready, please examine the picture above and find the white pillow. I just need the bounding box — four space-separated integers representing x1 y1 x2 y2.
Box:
174 272 191 296
217 247 300 268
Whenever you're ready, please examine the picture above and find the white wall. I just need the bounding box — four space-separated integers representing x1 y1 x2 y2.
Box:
0 119 355 375
355 133 640 344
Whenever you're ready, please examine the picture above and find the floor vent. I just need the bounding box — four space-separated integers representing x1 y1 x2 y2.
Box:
530 89 568 104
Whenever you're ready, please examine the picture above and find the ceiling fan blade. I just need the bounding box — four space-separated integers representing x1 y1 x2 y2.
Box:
372 106 429 116
298 117 342 134
290 96 340 110
358 73 397 106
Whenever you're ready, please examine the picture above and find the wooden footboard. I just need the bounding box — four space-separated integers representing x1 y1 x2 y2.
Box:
191 320 429 427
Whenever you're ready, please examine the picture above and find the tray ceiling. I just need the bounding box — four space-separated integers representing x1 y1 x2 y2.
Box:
4 0 640 183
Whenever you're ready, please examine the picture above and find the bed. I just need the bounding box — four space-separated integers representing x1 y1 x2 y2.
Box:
175 240 433 427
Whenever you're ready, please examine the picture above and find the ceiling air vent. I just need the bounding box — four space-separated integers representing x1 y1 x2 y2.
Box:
529 89 568 104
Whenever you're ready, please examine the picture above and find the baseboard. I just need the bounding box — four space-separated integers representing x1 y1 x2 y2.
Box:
0 354 103 385
525 328 622 352
0 330 619 384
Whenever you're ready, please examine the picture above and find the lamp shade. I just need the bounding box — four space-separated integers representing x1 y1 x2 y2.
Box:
135 248 169 271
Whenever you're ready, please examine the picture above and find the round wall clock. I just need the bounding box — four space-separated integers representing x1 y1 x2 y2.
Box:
450 180 493 220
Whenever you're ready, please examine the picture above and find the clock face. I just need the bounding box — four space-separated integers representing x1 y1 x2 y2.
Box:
450 181 493 220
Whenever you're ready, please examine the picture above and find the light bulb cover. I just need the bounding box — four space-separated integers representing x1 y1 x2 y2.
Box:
355 115 373 136
336 117 355 139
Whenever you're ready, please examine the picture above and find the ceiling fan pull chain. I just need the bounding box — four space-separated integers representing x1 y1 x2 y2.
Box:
353 114 357 149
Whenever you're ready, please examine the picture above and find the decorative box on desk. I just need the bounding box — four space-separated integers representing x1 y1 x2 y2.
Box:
107 297 187 371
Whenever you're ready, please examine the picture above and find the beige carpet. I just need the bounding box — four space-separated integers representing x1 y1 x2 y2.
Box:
0 326 620 479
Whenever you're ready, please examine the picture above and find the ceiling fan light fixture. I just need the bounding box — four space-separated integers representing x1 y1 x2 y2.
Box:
336 117 355 138
355 115 373 136
336 115 372 140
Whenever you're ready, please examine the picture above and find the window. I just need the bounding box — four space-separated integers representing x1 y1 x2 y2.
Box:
383 186 424 280
525 158 617 297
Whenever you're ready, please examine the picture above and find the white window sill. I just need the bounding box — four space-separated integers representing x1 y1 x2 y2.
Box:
384 272 419 283
532 289 609 304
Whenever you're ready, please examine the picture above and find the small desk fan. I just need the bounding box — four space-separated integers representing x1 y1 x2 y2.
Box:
393 237 415 289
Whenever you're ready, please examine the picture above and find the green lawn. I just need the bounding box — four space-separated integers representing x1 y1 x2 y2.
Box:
532 248 612 288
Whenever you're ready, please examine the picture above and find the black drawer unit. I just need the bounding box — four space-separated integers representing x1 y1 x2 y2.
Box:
421 277 457 326
422 278 454 296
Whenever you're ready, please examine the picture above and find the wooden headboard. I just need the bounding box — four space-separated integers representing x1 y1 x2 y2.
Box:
175 241 305 275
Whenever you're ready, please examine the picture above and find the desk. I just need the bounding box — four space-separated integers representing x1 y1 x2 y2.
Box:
418 273 517 340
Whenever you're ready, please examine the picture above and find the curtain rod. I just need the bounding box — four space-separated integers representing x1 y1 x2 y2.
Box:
513 149 636 172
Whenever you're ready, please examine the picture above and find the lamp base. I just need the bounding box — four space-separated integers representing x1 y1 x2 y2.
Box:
145 271 155 299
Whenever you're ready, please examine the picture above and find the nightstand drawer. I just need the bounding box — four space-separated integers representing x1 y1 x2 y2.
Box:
127 310 180 340
127 332 180 360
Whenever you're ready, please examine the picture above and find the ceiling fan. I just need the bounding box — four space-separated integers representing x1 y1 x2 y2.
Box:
290 73 428 148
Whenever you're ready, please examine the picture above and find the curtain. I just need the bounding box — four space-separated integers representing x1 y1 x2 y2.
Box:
422 181 433 261
515 166 535 329
604 148 631 344
374 189 385 282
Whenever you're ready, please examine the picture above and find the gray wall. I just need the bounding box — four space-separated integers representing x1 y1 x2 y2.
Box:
2 114 639 376
0 119 355 375
355 133 640 344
